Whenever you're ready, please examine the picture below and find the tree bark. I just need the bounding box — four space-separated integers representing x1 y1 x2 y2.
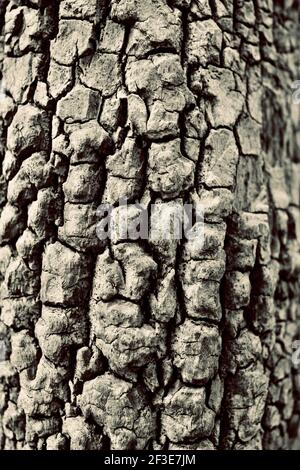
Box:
0 0 300 451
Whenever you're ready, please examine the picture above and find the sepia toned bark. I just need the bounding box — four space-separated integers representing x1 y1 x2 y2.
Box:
0 0 300 451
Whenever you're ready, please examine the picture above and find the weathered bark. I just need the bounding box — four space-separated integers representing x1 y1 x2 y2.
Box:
0 0 300 451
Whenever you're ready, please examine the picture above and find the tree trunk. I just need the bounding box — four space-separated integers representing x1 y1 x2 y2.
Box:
0 0 300 451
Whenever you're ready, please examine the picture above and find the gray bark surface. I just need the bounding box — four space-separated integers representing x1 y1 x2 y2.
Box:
0 0 300 450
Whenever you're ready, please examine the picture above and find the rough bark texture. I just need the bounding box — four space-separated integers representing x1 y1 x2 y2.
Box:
0 0 300 451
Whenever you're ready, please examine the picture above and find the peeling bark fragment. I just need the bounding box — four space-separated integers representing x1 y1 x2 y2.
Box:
150 270 178 323
2 256 39 298
111 243 157 301
79 373 156 449
46 433 68 450
104 137 143 204
56 84 100 123
172 319 221 385
68 120 113 163
223 330 262 374
4 4 55 55
62 416 103 450
80 53 121 97
16 229 42 270
28 187 63 239
26 416 61 443
63 164 102 203
3 402 25 443
35 305 87 365
201 129 239 189
237 114 261 156
197 187 234 221
224 363 269 443
95 322 164 380
127 16 182 59
248 295 275 335
48 61 73 100
183 222 226 261
162 382 215 442
10 330 39 373
0 204 26 243
192 67 244 128
60 0 101 21
90 299 144 331
1 297 40 330
59 202 104 252
126 54 193 108
74 346 105 383
7 152 52 207
3 53 42 104
51 20 94 66
226 235 257 271
187 20 222 67
89 297 164 379
18 357 69 417
224 271 251 309
146 101 179 140
91 250 124 302
100 20 125 53
148 140 194 199
41 242 92 306
7 104 50 159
